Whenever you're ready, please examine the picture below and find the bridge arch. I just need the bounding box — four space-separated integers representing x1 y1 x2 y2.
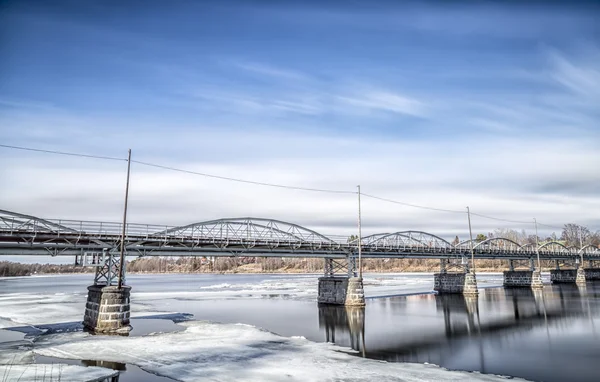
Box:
362 231 452 252
0 209 79 234
519 243 537 254
152 217 340 249
578 244 600 256
472 237 523 253
537 241 572 257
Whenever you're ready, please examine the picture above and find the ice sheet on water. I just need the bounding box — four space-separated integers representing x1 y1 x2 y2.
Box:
0 290 172 329
0 293 86 328
0 341 34 364
35 320 528 382
0 364 118 381
135 276 319 302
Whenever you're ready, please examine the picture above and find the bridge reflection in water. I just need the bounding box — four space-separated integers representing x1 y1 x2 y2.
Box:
318 284 600 382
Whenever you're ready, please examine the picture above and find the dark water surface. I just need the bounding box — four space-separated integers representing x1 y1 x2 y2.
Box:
1 274 599 382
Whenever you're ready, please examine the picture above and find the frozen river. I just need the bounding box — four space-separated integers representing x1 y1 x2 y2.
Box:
1 273 599 381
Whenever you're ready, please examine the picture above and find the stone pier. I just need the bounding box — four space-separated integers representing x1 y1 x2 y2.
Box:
584 268 600 280
83 285 132 334
318 277 365 306
551 268 600 283
576 267 586 285
434 272 478 295
550 269 577 284
503 270 534 287
503 270 544 289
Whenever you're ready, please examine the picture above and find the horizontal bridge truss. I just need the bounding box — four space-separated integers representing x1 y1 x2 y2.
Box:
1 209 599 261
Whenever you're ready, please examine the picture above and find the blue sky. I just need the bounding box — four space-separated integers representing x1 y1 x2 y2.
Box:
1 0 599 252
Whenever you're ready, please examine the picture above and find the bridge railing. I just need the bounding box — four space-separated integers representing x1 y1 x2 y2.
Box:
0 214 178 239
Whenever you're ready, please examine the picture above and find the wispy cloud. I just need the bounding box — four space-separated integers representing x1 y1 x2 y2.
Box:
1 0 599 249
337 90 426 117
233 61 309 82
548 48 600 99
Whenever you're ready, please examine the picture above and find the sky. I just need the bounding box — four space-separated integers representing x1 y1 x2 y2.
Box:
1 0 599 261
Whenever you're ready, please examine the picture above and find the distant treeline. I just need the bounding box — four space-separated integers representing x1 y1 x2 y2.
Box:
0 261 94 277
0 257 570 278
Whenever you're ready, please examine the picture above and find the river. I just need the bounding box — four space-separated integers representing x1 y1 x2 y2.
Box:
1 273 598 381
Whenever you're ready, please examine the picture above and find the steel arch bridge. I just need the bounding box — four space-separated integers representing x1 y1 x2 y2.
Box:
1 209 599 262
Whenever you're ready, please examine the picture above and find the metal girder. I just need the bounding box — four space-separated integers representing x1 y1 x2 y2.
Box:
439 256 470 273
93 249 124 286
324 257 356 277
0 209 599 261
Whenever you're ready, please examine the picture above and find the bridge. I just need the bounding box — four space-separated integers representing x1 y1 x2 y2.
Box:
1 208 599 334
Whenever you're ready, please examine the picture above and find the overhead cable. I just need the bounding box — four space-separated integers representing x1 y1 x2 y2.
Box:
469 212 532 224
131 160 356 194
361 193 465 214
0 144 127 162
0 143 577 229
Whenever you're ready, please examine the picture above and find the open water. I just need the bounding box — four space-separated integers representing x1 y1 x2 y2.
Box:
1 273 599 381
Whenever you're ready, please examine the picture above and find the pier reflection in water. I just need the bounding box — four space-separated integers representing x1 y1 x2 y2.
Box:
318 305 366 357
318 283 600 382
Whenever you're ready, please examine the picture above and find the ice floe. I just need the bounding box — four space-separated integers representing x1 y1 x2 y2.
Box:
0 364 118 382
34 320 527 382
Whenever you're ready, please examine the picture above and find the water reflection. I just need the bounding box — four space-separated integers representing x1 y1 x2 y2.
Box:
318 305 365 356
318 283 600 382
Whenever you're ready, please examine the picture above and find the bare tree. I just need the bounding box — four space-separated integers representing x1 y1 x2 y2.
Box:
561 224 591 247
492 228 527 245
452 236 460 245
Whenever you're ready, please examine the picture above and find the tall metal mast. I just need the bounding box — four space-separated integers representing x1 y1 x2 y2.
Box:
118 149 132 289
466 206 475 273
357 185 363 279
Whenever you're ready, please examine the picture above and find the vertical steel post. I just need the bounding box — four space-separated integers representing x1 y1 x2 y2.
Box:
579 225 584 267
357 185 362 279
534 218 541 271
118 149 132 289
466 207 475 273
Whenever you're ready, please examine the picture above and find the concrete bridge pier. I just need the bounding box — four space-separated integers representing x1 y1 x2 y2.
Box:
83 250 132 334
550 269 578 283
584 268 600 280
317 258 365 306
434 271 478 295
576 267 587 285
503 258 543 289
84 285 132 334
551 267 600 284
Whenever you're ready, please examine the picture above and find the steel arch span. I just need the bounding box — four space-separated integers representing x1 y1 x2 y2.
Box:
362 231 453 252
150 217 342 250
0 208 599 261
0 209 78 234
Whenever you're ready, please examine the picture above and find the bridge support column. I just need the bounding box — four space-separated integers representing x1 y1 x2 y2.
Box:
531 271 544 289
345 277 365 306
318 277 365 306
503 270 533 287
576 267 587 285
434 272 478 295
84 285 132 334
550 269 578 283
463 272 478 296
584 268 600 280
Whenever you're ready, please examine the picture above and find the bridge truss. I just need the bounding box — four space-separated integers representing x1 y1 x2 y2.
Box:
1 209 600 275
